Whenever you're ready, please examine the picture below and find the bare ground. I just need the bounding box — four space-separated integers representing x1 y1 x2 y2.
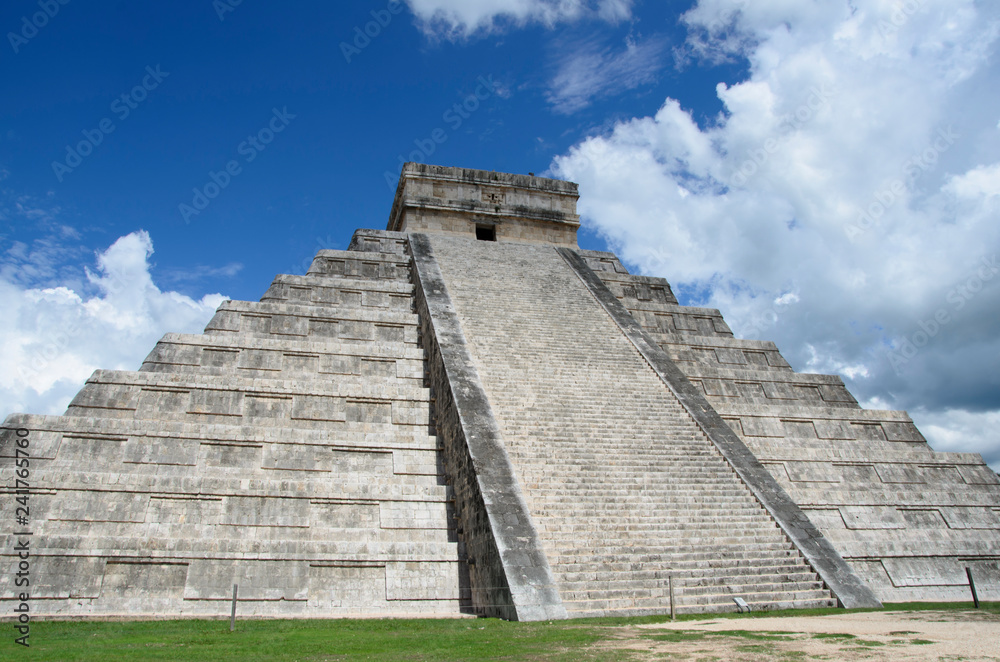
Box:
598 610 1000 661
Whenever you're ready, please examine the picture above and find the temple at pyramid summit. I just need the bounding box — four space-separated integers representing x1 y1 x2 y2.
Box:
3 163 1000 620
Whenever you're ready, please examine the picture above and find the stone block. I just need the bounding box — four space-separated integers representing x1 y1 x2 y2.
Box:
270 315 309 336
740 417 785 437
310 501 381 528
244 395 293 420
238 349 282 371
68 383 139 411
0 421 63 459
307 564 386 609
56 435 128 465
124 437 200 466
785 462 840 483
52 491 149 523
203 348 239 368
135 388 190 417
283 353 320 373
939 507 1000 529
146 496 223 525
874 464 925 484
102 561 188 602
814 419 856 440
899 508 947 528
0 556 105 599
840 506 907 529
263 444 334 473
882 421 925 442
346 399 392 424
201 443 262 469
291 395 346 422
221 496 310 528
386 562 459 601
184 560 309 601
958 464 1000 485
881 558 968 587
188 389 243 417
803 508 847 529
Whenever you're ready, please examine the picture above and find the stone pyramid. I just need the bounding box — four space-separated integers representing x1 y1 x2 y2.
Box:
2 163 998 620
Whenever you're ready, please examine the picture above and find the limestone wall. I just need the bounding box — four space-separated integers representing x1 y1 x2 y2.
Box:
0 233 466 618
606 258 1000 602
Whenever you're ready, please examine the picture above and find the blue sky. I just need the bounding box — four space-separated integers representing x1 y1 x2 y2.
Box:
2 1 1000 469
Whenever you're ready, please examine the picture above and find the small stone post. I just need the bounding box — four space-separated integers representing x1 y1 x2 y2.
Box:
966 568 979 608
230 584 238 631
669 575 676 621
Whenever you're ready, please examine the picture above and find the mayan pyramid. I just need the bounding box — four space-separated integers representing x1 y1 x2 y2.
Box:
2 163 998 620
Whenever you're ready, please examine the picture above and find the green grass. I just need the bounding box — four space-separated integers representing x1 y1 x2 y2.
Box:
5 602 996 661
0 618 639 662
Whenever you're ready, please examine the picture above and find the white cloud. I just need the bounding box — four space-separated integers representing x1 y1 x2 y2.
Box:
912 408 1000 471
405 0 632 38
551 0 1000 466
546 34 669 114
0 231 226 417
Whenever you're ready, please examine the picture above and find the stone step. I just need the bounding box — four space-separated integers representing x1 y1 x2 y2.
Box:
527 489 754 500
560 579 825 603
64 370 433 429
141 333 426 382
429 235 835 615
532 506 769 520
556 562 817 584
524 472 741 483
535 518 777 534
562 595 837 617
545 535 794 554
561 588 835 614
547 544 797 565
32 535 459 559
2 413 442 454
552 552 808 574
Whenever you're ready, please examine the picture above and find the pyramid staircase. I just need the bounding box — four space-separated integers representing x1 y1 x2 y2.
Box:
427 235 838 615
583 249 1000 601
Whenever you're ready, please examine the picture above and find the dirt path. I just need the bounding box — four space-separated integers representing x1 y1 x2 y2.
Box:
602 610 1000 661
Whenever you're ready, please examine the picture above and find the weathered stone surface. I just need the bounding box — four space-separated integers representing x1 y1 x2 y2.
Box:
557 247 881 610
388 163 580 247
409 233 566 621
0 230 463 619
1 163 997 618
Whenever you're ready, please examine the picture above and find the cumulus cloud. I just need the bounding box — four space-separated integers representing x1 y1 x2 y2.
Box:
913 408 1000 469
551 0 1000 468
405 0 632 38
546 34 669 114
0 231 226 417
